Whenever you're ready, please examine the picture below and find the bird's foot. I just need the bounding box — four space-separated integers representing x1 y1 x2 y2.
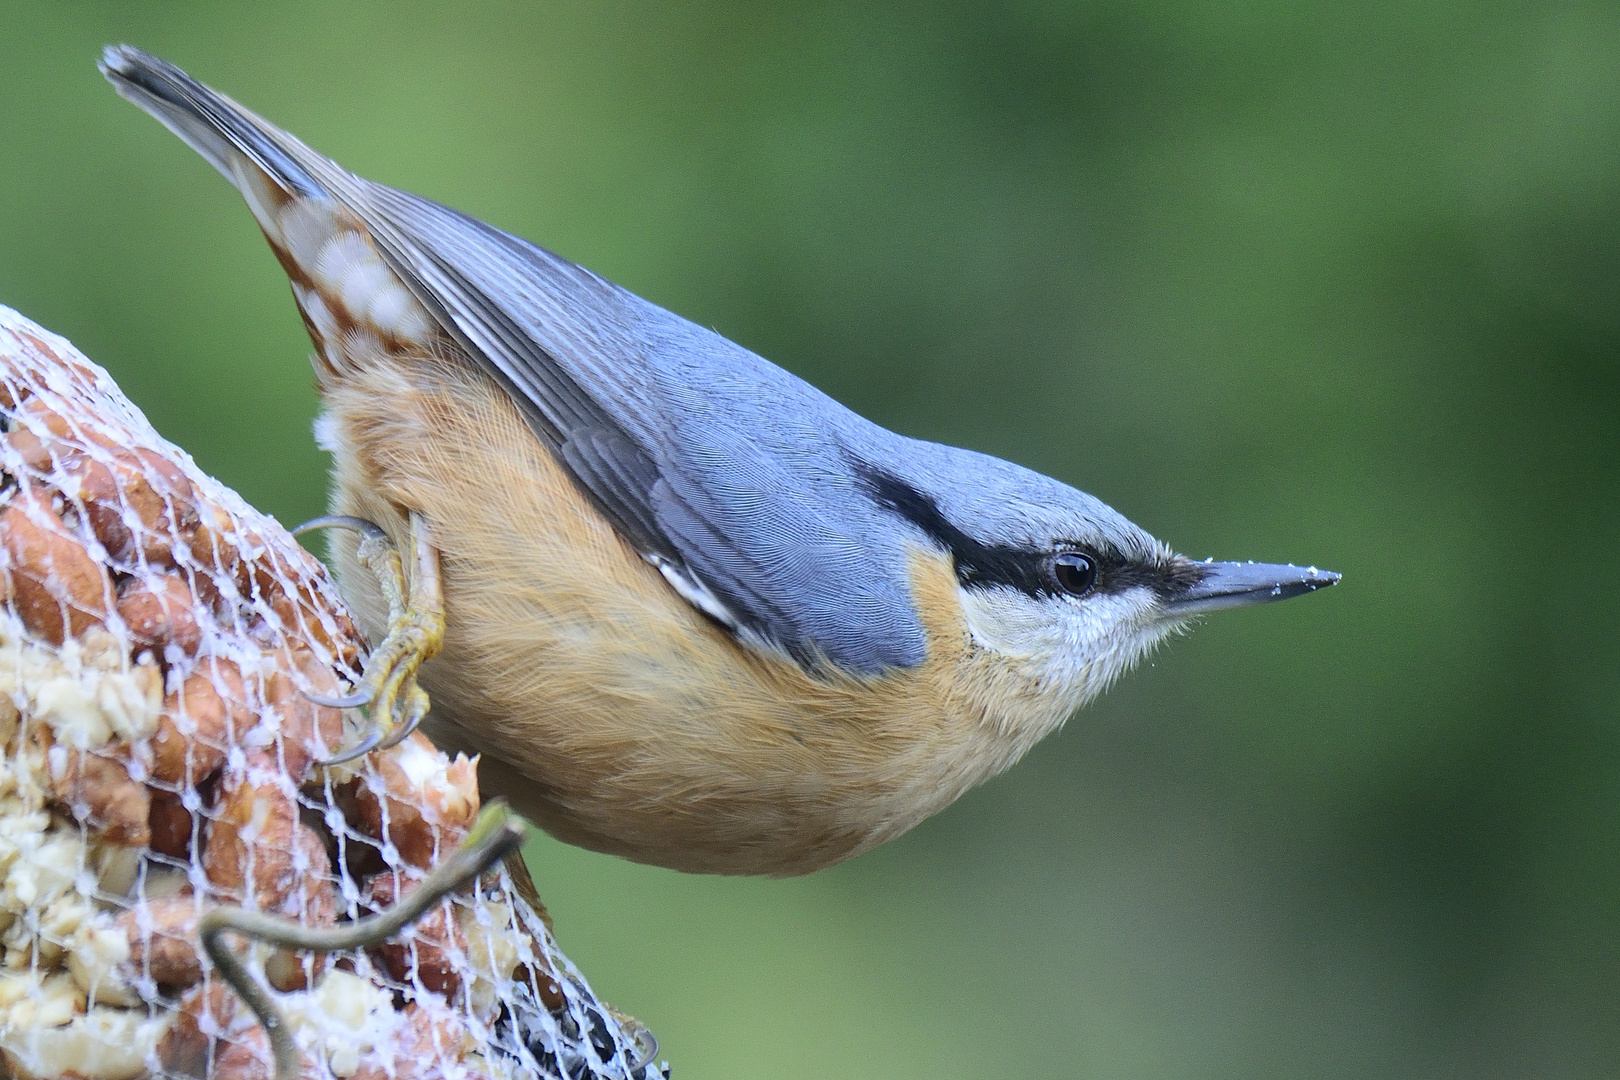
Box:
293 511 444 763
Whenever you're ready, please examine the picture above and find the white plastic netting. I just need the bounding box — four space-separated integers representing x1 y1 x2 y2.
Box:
0 307 662 1080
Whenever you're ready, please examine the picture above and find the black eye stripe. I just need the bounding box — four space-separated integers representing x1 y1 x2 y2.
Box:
852 462 1201 600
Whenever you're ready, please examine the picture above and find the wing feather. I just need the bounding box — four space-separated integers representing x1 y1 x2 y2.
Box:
102 46 929 674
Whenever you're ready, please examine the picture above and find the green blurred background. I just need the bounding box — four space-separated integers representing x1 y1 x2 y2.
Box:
3 2 1618 1077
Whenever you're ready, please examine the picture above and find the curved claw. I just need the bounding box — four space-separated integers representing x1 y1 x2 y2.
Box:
627 1028 660 1074
372 690 426 752
306 511 443 770
316 726 386 767
314 680 426 764
291 514 389 541
305 685 376 710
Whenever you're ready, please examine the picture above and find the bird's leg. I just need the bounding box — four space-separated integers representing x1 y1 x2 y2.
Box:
292 512 444 763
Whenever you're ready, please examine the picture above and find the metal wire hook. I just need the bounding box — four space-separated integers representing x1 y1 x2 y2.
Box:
199 800 527 1080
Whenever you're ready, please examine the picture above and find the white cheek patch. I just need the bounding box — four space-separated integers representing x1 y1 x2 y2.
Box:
958 584 1173 706
957 586 1061 659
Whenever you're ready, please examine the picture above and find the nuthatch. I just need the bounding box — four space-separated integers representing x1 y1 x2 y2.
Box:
102 46 1338 876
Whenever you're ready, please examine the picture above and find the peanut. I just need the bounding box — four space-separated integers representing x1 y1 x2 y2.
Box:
1 428 50 473
114 892 201 989
146 790 194 859
116 572 202 656
15 395 120 454
350 1005 476 1080
211 1025 326 1080
188 504 253 609
46 744 150 847
363 871 465 997
263 824 336 993
15 397 72 441
156 979 234 1078
65 451 199 566
204 758 337 927
263 647 345 781
147 658 247 787
0 373 29 412
0 490 110 645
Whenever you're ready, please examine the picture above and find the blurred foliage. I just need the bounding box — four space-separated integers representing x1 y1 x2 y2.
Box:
2 2 1618 1077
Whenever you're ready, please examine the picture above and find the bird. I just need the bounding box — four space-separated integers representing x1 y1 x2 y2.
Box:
101 45 1339 877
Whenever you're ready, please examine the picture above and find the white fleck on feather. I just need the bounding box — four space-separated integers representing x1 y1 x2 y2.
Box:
365 283 433 343
339 327 389 369
337 260 395 322
312 412 339 452
312 232 376 295
648 556 738 629
278 198 339 273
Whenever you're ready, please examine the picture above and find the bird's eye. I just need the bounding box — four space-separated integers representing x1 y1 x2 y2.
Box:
1051 552 1098 597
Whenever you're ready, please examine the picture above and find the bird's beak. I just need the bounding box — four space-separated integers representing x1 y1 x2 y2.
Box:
1164 561 1340 616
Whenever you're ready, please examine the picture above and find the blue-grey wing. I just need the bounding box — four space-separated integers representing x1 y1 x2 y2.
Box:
355 188 929 673
370 188 936 672
102 45 928 675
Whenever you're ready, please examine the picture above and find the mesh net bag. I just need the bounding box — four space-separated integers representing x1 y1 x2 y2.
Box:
0 307 662 1080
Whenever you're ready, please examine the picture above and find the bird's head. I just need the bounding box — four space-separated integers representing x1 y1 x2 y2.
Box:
859 446 1338 716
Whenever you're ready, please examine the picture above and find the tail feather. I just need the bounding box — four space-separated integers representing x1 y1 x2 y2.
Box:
100 45 328 205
